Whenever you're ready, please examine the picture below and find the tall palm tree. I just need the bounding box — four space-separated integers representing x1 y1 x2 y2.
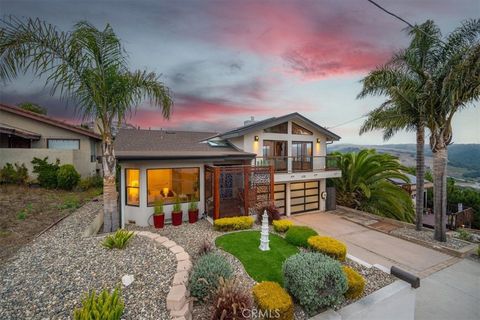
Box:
331 149 414 223
358 21 441 231
0 18 173 232
423 19 479 241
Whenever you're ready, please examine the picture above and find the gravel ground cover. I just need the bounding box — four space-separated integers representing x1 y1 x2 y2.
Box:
129 219 396 320
390 227 471 249
0 199 176 319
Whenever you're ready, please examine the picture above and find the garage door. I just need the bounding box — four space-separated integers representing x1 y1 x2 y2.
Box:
274 183 286 215
291 181 319 214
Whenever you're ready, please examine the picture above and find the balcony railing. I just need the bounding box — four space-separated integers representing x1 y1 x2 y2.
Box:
254 156 339 173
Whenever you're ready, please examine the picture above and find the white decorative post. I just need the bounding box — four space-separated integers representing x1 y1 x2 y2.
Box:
259 210 270 251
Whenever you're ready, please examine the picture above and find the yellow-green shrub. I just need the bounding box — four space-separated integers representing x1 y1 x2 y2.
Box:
307 235 347 261
273 220 294 233
252 281 293 320
214 216 254 231
342 266 365 299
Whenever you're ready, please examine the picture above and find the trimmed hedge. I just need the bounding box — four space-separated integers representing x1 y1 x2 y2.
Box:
57 164 81 190
189 253 233 301
273 220 294 233
252 281 294 320
283 252 347 316
342 266 365 299
284 226 318 247
308 235 347 261
213 216 254 231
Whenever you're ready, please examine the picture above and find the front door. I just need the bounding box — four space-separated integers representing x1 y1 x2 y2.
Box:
290 181 319 214
291 141 312 171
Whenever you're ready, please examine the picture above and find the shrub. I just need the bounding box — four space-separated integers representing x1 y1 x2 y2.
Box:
308 235 347 261
31 157 59 188
283 252 348 315
59 196 80 210
198 239 214 256
73 287 124 320
78 175 103 190
0 163 28 184
213 216 254 231
212 277 252 320
256 203 281 224
252 281 294 320
457 229 473 242
57 164 80 190
284 226 318 247
189 253 233 301
273 220 294 233
342 266 365 300
102 229 135 250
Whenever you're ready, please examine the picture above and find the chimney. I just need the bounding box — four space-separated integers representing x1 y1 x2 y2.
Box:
244 116 256 126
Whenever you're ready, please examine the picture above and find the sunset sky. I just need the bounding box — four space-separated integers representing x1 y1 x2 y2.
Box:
1 0 479 144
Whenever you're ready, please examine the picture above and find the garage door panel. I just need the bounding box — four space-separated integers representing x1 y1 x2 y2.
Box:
306 188 318 196
274 183 286 215
290 181 319 214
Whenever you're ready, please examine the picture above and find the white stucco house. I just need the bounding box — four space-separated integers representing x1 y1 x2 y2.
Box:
115 113 341 227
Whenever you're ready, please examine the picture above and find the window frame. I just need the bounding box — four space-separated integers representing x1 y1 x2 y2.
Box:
263 121 288 134
146 167 200 207
125 168 140 207
292 122 313 135
47 138 80 150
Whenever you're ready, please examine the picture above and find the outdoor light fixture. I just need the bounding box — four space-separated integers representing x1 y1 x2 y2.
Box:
254 135 259 141
317 138 320 143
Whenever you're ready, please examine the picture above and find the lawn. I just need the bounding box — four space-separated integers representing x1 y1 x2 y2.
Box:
0 184 102 263
215 230 299 285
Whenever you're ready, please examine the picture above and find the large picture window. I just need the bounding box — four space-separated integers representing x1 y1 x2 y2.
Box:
147 168 200 206
126 169 140 206
263 122 288 133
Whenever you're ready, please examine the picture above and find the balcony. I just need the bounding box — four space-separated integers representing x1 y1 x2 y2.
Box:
254 156 339 173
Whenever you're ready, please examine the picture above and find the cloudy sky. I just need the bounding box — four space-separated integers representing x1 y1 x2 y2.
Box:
1 0 479 144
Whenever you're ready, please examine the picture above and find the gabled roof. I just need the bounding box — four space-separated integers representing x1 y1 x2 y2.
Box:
0 123 41 140
114 129 256 160
0 103 101 140
214 112 341 141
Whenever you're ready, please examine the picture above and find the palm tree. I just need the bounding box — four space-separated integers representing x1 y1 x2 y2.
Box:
422 19 480 241
331 149 414 223
358 21 441 231
0 17 173 232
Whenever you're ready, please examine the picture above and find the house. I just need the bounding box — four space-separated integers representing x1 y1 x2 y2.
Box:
0 103 102 177
387 173 434 209
115 113 341 227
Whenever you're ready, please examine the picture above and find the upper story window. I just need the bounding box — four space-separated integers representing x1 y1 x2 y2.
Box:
292 123 313 135
47 139 80 150
264 122 288 134
126 169 140 206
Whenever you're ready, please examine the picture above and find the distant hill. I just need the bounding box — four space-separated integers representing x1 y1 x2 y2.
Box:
328 144 480 184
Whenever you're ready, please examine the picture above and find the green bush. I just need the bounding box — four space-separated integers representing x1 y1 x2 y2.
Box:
213 216 254 231
56 164 80 190
284 226 318 247
102 230 135 250
73 287 124 320
79 175 103 190
31 157 59 188
457 229 473 242
0 163 28 184
189 253 233 301
283 252 348 316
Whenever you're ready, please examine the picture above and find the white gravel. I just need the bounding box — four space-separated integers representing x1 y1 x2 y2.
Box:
0 199 176 319
390 227 471 249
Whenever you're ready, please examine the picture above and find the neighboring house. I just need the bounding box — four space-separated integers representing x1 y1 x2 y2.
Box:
0 103 102 177
116 113 341 227
388 173 434 209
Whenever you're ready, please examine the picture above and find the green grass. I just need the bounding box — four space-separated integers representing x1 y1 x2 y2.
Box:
215 231 299 286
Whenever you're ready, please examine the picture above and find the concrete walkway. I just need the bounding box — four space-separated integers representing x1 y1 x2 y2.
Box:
416 259 480 320
288 212 459 277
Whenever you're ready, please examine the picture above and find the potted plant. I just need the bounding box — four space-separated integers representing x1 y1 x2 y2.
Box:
153 199 165 228
188 199 199 224
171 196 183 226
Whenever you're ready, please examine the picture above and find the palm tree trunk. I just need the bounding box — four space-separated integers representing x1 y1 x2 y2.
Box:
102 133 119 233
415 122 425 231
433 137 448 242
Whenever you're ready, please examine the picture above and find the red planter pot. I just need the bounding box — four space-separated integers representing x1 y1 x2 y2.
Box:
153 214 165 228
188 209 199 224
172 211 183 226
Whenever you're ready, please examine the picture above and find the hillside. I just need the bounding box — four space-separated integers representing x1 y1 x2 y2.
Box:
328 144 480 185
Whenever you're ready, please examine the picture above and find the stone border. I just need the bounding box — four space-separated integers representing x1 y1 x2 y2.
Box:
134 231 193 320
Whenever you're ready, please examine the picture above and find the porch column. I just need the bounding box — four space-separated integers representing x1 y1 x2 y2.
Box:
286 182 291 216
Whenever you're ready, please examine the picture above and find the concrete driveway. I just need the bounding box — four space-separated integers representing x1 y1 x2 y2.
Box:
288 212 459 278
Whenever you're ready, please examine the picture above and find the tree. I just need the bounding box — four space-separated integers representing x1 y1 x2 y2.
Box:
331 149 414 223
0 18 173 232
18 102 47 114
